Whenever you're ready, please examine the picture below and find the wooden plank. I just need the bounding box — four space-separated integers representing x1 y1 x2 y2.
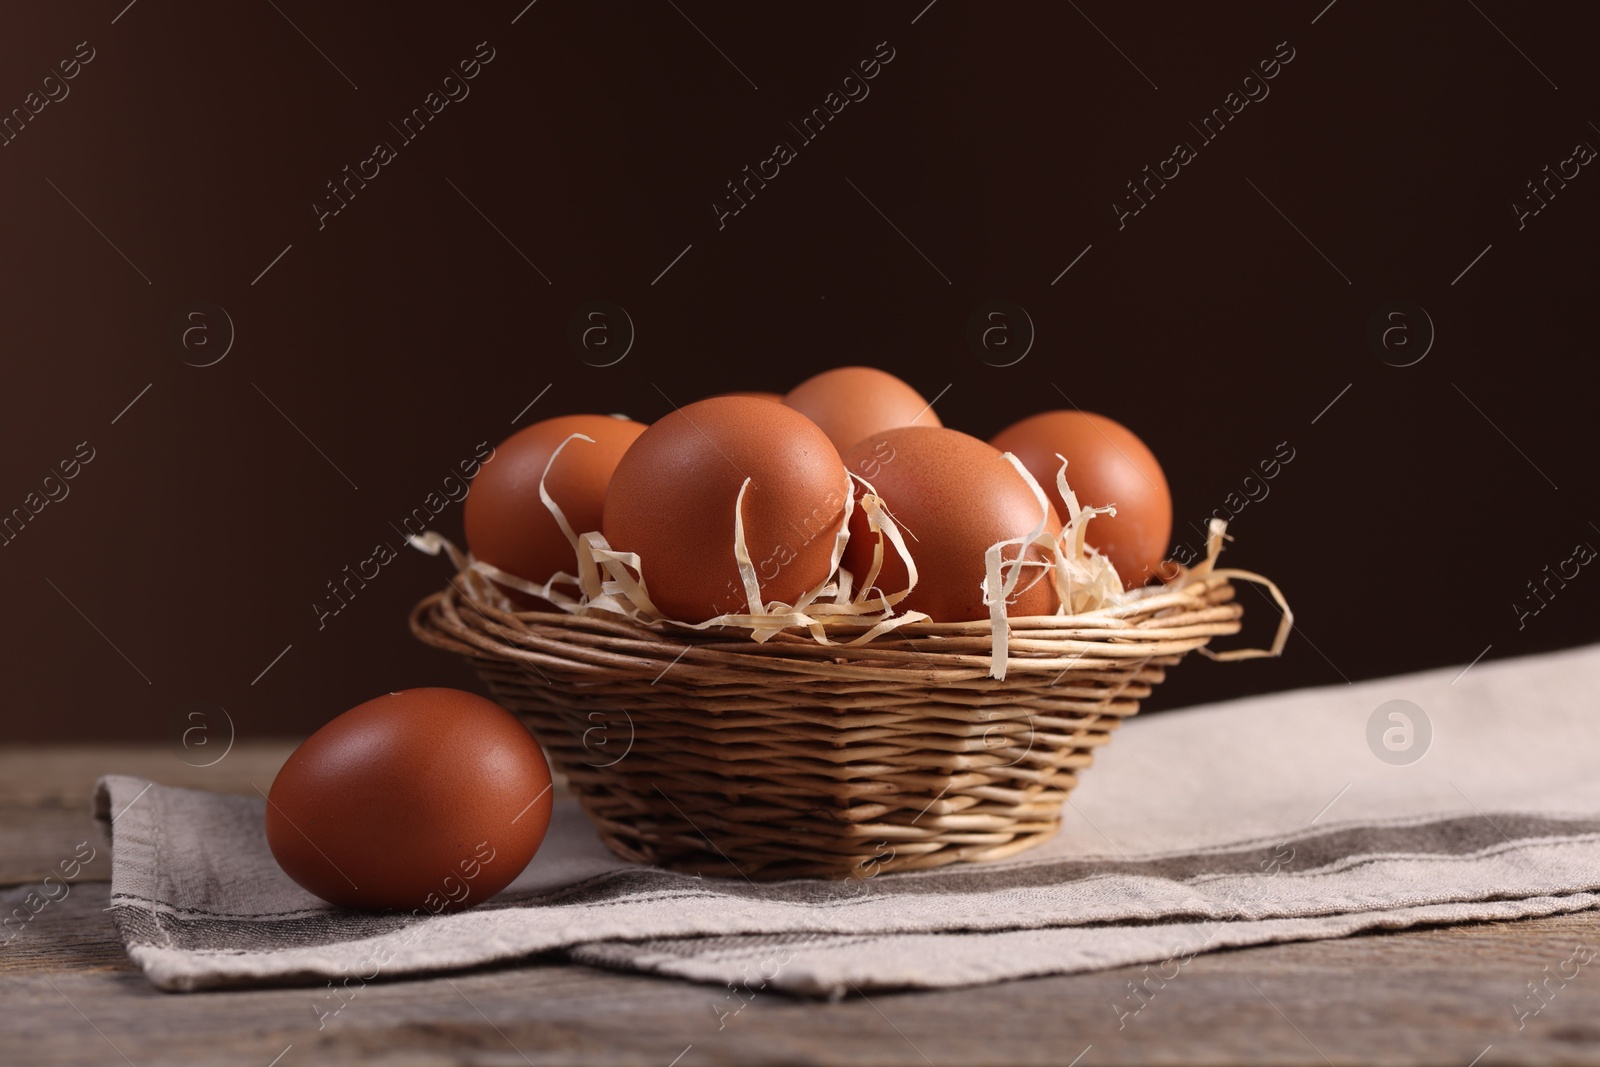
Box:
3 881 1599 1065
0 742 296 886
0 802 113 887
0 742 300 804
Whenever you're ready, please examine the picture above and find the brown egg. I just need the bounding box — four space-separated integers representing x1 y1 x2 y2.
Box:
464 415 647 591
265 688 553 912
783 367 942 453
990 410 1171 589
709 390 784 403
602 396 849 622
842 427 1061 621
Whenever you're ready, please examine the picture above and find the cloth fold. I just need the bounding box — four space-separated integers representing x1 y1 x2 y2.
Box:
96 642 1600 994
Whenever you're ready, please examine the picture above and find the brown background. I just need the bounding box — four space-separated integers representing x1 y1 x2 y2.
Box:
1 1 1595 743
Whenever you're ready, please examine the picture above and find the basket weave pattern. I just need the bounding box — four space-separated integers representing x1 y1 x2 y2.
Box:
410 573 1245 880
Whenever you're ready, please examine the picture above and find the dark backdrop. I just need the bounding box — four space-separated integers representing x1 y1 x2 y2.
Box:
2 1 1595 742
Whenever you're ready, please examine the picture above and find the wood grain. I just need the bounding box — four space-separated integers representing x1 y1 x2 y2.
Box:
0 742 296 887
3 746 1599 1065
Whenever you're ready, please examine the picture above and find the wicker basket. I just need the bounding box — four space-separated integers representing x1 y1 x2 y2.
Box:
409 566 1261 881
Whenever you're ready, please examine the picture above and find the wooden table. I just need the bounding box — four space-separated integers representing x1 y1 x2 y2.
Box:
4 744 1598 1066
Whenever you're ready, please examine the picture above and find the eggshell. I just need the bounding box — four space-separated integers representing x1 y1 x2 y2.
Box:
841 426 1061 621
602 397 849 622
264 688 552 912
990 410 1171 589
464 415 647 592
709 390 784 403
783 367 941 453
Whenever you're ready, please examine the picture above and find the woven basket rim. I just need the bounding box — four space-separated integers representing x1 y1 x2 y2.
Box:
409 571 1245 684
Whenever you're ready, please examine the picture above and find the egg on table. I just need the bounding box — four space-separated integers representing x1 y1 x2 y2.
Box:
265 688 553 912
841 426 1061 621
990 410 1171 588
602 396 850 622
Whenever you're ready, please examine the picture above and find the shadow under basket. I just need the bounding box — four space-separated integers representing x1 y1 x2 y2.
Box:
409 576 1245 880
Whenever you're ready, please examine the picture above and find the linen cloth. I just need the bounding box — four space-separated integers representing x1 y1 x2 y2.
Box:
95 642 1600 994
